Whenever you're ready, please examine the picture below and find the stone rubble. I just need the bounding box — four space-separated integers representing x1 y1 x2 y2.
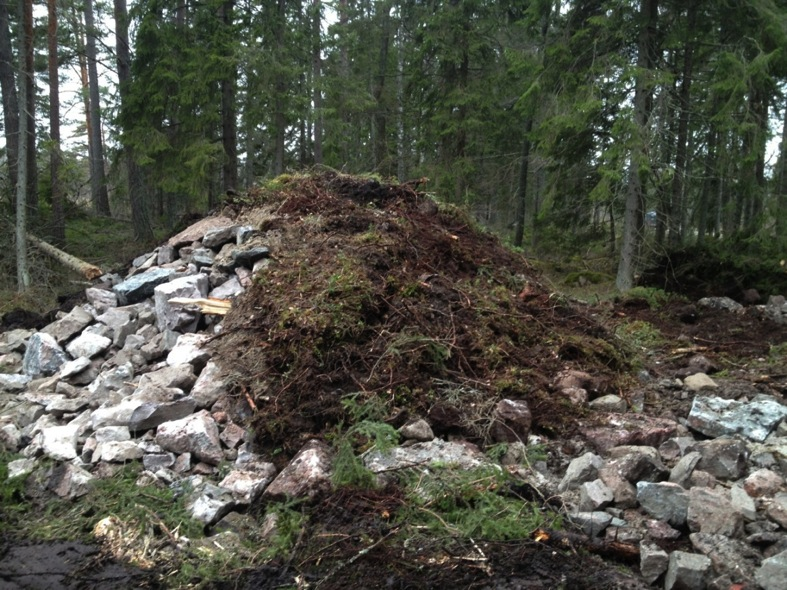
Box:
1 215 787 588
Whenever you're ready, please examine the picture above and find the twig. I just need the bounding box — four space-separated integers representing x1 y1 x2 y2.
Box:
313 527 400 589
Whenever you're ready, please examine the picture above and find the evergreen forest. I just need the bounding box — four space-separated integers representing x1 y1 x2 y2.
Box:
1 0 786 295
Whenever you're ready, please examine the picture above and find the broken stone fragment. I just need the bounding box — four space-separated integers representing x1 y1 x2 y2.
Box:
183 480 236 524
588 394 627 412
155 410 224 465
46 462 95 499
129 398 197 433
686 486 744 537
219 464 277 504
65 332 112 359
696 437 748 480
0 373 31 392
113 267 174 305
558 452 602 492
22 333 69 377
664 551 711 590
639 541 669 584
202 225 238 249
41 306 93 344
578 412 678 453
567 511 612 536
398 419 434 442
166 333 211 370
688 395 787 442
154 274 210 333
682 372 718 391
756 549 787 590
99 440 144 462
636 481 689 527
264 439 333 500
189 360 227 408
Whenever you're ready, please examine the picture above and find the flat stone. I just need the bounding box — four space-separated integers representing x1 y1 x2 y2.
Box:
100 441 144 462
578 478 614 511
688 395 787 442
208 277 244 299
0 373 31 392
113 267 174 305
683 373 718 391
398 419 434 442
183 480 236 524
588 394 627 412
578 412 678 453
85 288 118 314
129 398 197 433
167 216 235 248
203 226 239 249
365 439 489 474
636 481 689 527
65 332 112 359
669 451 702 488
219 465 277 504
41 306 94 344
568 511 612 536
59 357 92 379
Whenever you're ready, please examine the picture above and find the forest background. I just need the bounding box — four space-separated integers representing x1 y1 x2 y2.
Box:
0 0 786 303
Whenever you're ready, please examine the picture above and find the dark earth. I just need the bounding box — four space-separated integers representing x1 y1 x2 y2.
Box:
3 172 787 589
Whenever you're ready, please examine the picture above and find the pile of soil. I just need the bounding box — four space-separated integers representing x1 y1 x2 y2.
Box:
214 172 627 461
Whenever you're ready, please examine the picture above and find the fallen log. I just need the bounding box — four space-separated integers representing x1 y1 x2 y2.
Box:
532 528 640 563
27 233 103 280
167 297 233 315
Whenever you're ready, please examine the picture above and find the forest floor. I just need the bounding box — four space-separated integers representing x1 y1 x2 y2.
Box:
2 172 787 589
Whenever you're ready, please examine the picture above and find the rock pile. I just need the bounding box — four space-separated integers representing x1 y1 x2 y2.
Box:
2 214 787 589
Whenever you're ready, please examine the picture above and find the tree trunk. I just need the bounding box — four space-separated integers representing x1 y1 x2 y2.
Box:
273 0 287 176
0 0 19 202
220 0 238 193
85 0 111 216
372 1 391 176
15 0 31 292
667 2 696 246
47 0 65 246
21 0 36 217
312 0 323 165
616 0 658 292
777 103 787 243
28 233 102 279
513 118 534 249
114 0 152 241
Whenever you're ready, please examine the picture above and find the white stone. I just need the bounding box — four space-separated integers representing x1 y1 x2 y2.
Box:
66 333 112 359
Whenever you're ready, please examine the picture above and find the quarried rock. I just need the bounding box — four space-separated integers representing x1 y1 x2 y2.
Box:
167 216 235 248
558 452 603 492
587 394 627 413
23 333 69 377
166 333 211 370
689 532 759 586
136 363 196 392
636 481 689 527
696 437 748 480
688 395 787 442
579 413 678 453
640 541 669 584
489 398 531 443
578 478 614 511
219 464 277 504
46 462 95 499
686 487 744 537
155 410 223 465
190 361 227 408
0 373 31 392
669 451 702 488
184 481 236 525
65 332 112 359
264 439 333 499
744 468 784 497
664 551 711 590
85 287 118 314
756 549 787 590
99 440 144 462
129 398 197 433
203 226 238 249
568 511 612 536
41 411 91 461
41 306 93 344
154 274 210 332
113 267 173 305
683 373 718 391
96 308 138 347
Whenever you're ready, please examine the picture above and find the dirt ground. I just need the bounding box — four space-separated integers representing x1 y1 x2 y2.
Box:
3 172 787 589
